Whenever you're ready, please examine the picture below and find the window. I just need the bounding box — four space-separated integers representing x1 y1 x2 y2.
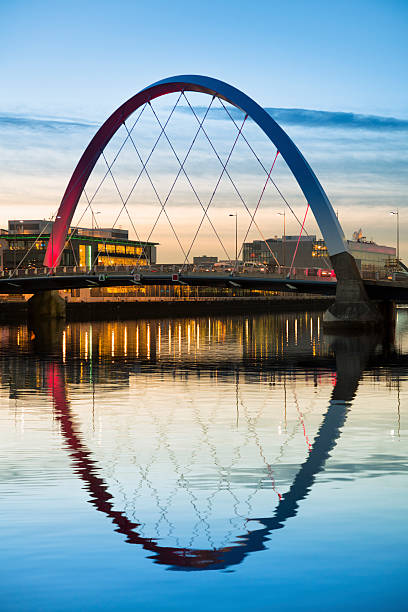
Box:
312 242 328 258
9 241 27 250
79 244 86 267
97 255 148 266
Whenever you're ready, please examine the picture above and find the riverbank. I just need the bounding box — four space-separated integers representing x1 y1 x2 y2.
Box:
0 296 334 323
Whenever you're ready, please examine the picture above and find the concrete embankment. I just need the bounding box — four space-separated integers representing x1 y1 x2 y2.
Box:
0 296 334 323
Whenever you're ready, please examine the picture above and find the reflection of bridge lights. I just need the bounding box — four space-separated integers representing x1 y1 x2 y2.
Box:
9 313 354 372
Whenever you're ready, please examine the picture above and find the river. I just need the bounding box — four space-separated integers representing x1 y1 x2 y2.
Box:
0 310 407 610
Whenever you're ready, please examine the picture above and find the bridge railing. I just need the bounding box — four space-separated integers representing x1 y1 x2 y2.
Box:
0 265 397 282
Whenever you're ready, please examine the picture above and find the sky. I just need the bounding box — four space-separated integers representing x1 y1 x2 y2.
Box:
1 0 407 262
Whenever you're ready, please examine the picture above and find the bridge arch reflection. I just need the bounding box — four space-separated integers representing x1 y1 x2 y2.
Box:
40 321 379 571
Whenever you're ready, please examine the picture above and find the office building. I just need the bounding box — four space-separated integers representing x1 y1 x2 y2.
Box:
243 233 395 275
2 220 157 271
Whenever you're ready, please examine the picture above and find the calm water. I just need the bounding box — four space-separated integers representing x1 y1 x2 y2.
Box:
0 311 407 611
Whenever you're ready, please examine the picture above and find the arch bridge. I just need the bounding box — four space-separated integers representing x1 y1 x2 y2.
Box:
8 76 404 325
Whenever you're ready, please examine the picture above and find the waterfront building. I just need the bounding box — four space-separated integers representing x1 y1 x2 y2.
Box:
243 235 319 269
243 233 396 275
193 255 218 265
2 220 157 271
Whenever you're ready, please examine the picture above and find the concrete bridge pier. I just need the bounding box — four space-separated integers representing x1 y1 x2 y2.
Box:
27 290 66 322
376 299 397 345
323 252 382 329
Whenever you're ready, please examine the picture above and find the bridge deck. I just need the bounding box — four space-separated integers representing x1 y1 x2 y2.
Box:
0 273 408 302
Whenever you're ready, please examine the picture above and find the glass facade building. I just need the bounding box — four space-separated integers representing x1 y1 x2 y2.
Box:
243 234 396 276
1 220 157 271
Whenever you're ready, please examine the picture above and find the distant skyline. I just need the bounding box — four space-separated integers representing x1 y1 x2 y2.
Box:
1 0 406 261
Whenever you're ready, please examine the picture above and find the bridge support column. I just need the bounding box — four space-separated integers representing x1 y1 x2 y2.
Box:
27 290 66 322
323 252 382 329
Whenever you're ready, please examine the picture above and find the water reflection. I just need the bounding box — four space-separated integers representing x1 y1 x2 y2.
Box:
1 312 406 572
12 312 328 365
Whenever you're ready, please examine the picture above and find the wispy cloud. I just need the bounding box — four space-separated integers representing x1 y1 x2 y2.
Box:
0 113 97 132
2 106 408 133
177 106 408 132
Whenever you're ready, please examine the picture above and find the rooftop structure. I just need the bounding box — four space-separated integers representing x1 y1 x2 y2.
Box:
8 220 129 240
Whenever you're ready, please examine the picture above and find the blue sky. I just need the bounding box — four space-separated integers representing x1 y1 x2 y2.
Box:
1 0 407 261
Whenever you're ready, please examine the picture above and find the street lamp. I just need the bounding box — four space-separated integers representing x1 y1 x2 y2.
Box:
390 210 400 262
229 213 238 268
277 211 286 268
92 211 101 232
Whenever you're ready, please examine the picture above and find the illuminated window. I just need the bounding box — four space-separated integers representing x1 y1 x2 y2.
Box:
116 245 125 254
312 243 328 258
126 246 135 255
106 244 115 253
98 255 148 266
79 244 86 266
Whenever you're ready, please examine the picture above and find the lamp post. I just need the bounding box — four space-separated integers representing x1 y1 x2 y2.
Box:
390 209 400 262
229 213 238 269
277 211 286 268
92 210 101 232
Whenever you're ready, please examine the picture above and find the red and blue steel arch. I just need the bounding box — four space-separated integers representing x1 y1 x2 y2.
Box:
44 74 348 269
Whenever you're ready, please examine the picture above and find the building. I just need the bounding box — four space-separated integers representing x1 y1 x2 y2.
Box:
243 235 320 269
243 233 396 276
347 240 395 275
2 220 157 271
193 255 218 266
